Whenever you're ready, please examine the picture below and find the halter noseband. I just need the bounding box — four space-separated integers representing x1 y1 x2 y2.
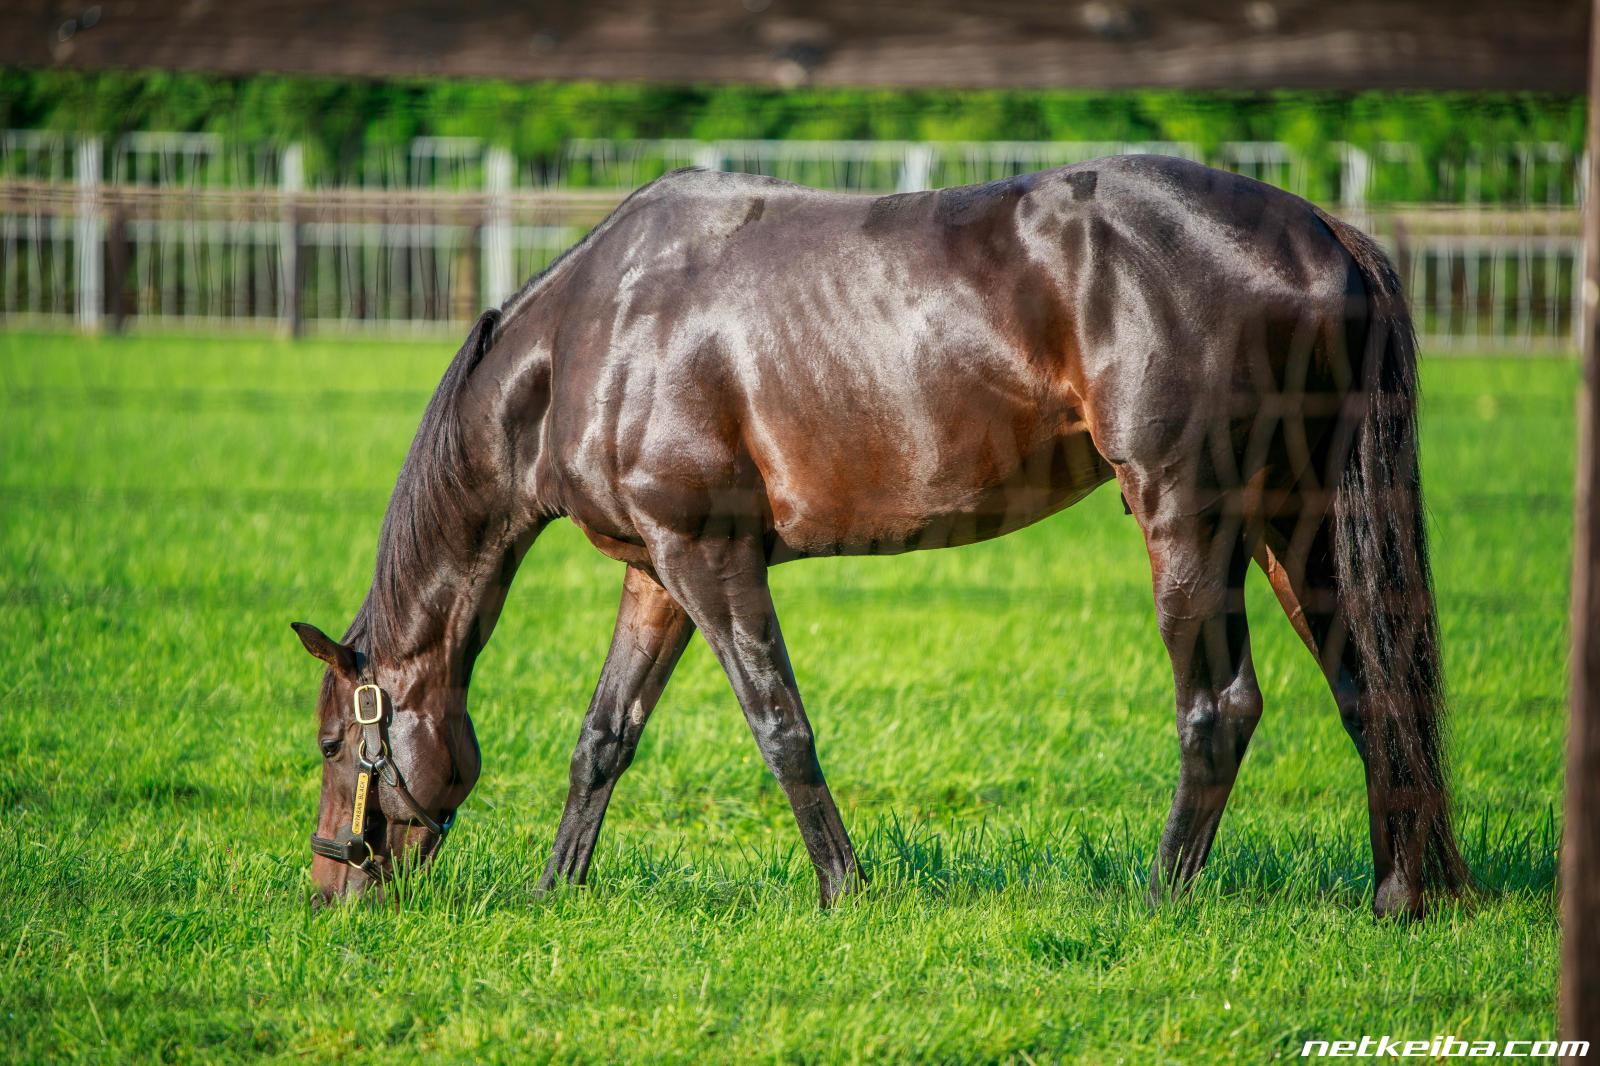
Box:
309 678 456 880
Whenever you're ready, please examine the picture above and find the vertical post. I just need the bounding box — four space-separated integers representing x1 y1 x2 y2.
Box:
75 136 102 332
1562 0 1600 1055
1340 143 1370 217
692 144 722 172
280 143 304 337
105 205 129 334
1578 157 1588 349
1391 217 1412 309
898 145 934 193
483 146 513 309
458 224 482 324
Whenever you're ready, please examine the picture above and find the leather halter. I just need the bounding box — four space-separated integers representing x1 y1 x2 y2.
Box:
309 678 455 880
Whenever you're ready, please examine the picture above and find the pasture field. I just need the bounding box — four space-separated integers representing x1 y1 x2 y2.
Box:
0 330 1572 1063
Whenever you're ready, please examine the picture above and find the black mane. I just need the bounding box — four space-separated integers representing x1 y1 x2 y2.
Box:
345 307 502 657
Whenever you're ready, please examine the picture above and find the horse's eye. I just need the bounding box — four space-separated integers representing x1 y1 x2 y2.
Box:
320 738 342 759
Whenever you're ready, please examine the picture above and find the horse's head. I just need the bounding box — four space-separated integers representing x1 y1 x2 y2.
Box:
291 621 481 901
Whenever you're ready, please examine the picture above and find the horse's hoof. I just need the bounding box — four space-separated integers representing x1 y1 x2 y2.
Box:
818 868 867 908
1373 876 1425 921
1146 873 1185 908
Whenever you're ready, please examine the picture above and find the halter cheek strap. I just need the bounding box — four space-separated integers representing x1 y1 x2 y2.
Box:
309 679 456 879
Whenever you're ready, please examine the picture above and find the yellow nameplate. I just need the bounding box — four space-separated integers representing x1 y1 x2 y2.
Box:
351 771 370 835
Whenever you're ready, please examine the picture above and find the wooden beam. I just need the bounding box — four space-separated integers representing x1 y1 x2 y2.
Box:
1562 0 1600 1056
0 0 1588 92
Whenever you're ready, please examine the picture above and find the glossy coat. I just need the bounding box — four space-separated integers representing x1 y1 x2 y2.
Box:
293 156 1470 916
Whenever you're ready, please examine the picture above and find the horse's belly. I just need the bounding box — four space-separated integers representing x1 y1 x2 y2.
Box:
768 427 1113 558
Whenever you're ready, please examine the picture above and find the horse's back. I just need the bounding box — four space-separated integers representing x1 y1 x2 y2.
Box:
560 156 1354 384
540 158 1361 556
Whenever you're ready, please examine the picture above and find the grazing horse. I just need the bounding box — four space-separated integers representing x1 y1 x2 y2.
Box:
293 155 1470 917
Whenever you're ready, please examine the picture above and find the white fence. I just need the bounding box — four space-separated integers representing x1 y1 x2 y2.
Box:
0 132 1586 349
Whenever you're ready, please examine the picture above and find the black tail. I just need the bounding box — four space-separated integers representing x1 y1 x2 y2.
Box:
1316 209 1472 899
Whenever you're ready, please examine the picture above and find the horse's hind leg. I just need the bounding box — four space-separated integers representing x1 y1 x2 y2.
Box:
538 564 694 893
1136 498 1263 901
644 527 863 907
1257 518 1430 918
1255 522 1364 755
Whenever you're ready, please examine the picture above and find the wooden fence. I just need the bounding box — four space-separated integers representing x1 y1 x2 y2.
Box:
0 177 1583 350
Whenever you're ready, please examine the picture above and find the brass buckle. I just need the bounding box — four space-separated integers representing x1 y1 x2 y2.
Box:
353 683 383 725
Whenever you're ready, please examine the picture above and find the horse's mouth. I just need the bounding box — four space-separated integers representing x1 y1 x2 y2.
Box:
311 809 452 905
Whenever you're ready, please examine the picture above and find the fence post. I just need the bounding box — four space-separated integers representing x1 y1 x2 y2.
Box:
483 146 513 308
75 136 101 332
1340 144 1370 214
693 144 722 172
1579 149 1590 351
899 145 934 192
1562 0 1600 1056
106 205 129 334
280 143 304 337
459 224 482 323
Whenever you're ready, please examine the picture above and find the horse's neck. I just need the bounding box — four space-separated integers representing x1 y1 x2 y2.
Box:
358 514 544 699
360 320 551 680
451 519 544 683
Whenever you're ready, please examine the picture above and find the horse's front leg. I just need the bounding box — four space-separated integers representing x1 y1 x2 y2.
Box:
645 527 864 907
538 564 694 893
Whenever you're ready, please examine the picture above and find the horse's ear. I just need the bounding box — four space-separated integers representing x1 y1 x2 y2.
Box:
291 622 358 680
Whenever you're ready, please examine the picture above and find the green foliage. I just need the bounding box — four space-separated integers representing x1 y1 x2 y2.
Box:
0 67 1584 199
0 331 1570 1062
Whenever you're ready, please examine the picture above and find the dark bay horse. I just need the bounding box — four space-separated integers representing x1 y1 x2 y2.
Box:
293 155 1470 917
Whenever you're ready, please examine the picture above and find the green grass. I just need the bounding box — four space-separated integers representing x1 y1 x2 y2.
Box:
0 331 1573 1063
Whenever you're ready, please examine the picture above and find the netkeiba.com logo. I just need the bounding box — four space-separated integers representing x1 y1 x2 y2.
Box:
1301 1035 1590 1058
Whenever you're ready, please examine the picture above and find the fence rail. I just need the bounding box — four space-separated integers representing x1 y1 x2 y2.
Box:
6 131 1587 205
0 132 1587 350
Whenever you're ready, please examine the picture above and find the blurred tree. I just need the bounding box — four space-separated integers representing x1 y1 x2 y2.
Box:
0 69 1582 201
